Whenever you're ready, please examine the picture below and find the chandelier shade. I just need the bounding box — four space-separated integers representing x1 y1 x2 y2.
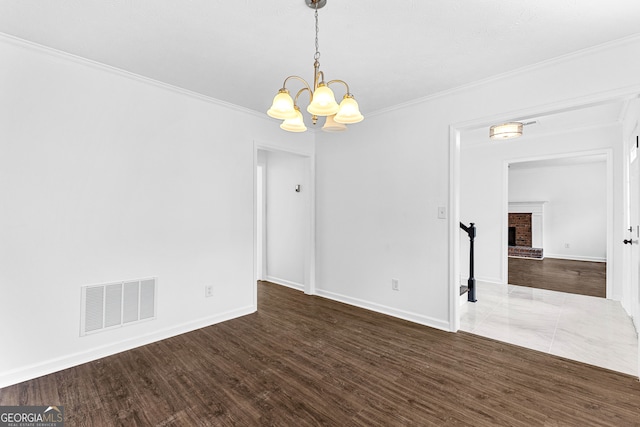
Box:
334 95 364 124
266 0 363 132
267 89 297 120
280 107 308 132
307 84 340 116
322 114 347 132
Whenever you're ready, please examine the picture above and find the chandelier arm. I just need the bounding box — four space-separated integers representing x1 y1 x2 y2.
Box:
282 75 313 94
314 68 325 90
326 79 351 96
294 87 313 106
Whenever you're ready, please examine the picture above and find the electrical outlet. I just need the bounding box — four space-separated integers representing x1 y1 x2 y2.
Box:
392 278 399 291
205 285 213 298
564 243 570 249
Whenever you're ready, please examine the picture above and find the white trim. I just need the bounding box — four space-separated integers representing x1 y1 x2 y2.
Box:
255 141 315 158
476 278 506 287
307 155 316 296
255 164 266 282
452 86 640 134
544 254 607 263
0 32 265 119
449 125 461 332
0 305 255 389
265 276 305 292
505 148 613 297
369 34 640 118
315 289 451 332
508 202 547 213
254 141 316 296
6 30 639 122
460 275 507 287
475 276 506 286
508 201 546 249
605 149 615 300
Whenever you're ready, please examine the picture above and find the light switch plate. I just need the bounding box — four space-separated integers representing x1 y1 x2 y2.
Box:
438 206 447 219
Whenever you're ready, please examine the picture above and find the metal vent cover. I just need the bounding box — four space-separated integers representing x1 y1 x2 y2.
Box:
80 277 156 336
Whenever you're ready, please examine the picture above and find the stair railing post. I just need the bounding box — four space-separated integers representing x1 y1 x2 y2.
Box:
459 222 477 303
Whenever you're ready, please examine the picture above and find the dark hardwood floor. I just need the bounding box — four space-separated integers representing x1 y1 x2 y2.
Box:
2 281 639 426
508 257 606 298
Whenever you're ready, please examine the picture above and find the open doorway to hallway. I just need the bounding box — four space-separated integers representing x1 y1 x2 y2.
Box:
455 98 639 377
255 147 314 301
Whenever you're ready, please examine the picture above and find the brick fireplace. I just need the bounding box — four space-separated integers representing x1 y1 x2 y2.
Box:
508 202 545 259
509 213 532 247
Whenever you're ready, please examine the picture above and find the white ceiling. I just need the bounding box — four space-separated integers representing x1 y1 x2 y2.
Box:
2 0 640 117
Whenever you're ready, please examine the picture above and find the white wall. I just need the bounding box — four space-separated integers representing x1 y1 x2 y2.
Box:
0 35 313 387
3 32 640 386
509 162 607 261
263 150 310 290
315 35 640 330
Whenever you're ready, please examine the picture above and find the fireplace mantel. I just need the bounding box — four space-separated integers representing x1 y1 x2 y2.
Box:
509 201 546 248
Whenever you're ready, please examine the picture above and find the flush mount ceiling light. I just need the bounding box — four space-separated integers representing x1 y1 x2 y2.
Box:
267 0 364 133
489 122 524 140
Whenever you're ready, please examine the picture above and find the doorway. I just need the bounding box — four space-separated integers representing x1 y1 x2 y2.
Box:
254 145 315 303
451 95 640 376
506 154 608 298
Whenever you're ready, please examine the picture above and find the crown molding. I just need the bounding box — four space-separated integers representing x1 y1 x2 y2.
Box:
0 32 265 120
4 30 640 122
368 33 640 118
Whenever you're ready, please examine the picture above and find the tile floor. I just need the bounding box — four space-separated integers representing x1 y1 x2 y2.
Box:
460 282 639 376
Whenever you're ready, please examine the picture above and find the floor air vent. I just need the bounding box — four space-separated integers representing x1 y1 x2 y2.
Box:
80 277 156 336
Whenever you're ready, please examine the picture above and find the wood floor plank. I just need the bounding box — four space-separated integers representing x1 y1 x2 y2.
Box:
1 280 639 426
508 257 606 297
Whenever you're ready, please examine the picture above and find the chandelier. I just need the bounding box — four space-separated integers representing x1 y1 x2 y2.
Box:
267 0 364 132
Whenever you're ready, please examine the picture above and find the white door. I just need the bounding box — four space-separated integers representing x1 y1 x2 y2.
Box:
626 134 640 378
629 136 640 326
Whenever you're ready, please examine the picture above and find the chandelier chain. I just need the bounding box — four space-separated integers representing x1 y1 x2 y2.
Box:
314 3 320 61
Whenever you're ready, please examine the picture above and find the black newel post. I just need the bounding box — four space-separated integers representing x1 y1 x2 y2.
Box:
459 222 477 303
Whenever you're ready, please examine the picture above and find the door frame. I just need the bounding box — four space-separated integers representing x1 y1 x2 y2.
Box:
448 86 640 332
253 141 316 308
502 149 613 298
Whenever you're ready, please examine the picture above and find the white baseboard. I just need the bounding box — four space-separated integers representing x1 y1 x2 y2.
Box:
479 278 505 285
0 305 255 389
265 276 304 291
315 289 450 332
460 276 504 286
544 254 606 263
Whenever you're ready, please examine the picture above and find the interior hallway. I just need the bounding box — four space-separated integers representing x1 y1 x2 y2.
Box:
460 282 638 376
